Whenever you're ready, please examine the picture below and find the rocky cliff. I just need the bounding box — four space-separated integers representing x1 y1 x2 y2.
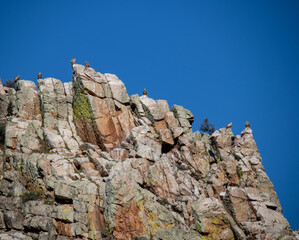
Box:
0 64 297 240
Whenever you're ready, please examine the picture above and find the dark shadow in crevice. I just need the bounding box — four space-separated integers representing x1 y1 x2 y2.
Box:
162 138 178 154
55 198 73 204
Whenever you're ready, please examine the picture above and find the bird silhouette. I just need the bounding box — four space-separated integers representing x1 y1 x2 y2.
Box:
85 61 90 68
226 122 232 128
14 75 20 83
245 121 250 128
37 73 42 79
143 88 147 95
71 58 76 65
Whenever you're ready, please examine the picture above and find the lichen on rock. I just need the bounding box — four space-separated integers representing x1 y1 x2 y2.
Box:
0 63 296 240
73 81 94 124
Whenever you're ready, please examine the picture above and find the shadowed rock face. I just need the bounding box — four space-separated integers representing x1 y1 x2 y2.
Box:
0 64 296 240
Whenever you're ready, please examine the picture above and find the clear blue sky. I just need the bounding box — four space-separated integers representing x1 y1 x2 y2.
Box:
0 0 298 230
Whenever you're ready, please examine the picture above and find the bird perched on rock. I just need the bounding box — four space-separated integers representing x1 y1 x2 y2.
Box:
71 58 76 65
245 121 250 128
37 72 42 79
143 88 147 95
85 61 90 68
226 122 232 128
14 75 20 83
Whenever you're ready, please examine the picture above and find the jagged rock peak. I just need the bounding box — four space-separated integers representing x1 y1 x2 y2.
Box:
0 64 296 240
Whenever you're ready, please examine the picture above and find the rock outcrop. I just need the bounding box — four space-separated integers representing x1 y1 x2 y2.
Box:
0 64 296 240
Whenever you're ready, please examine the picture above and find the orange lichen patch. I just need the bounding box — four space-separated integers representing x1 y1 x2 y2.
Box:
113 201 145 240
55 220 72 237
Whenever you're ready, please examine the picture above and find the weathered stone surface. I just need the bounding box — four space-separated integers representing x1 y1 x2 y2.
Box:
4 211 24 230
54 182 78 200
73 200 88 213
0 86 13 119
110 148 129 161
130 94 145 117
50 157 75 180
225 186 256 222
105 73 130 104
125 125 162 162
0 66 295 240
154 228 201 240
23 216 54 232
0 211 6 229
104 158 177 240
159 128 174 146
86 151 113 177
73 156 100 177
0 232 32 240
191 197 246 239
54 221 72 237
38 78 80 152
140 95 164 121
71 222 88 238
24 201 55 217
56 205 74 223
171 104 194 132
15 81 41 120
3 171 26 186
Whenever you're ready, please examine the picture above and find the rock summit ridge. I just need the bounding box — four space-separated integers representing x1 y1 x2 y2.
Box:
0 64 297 240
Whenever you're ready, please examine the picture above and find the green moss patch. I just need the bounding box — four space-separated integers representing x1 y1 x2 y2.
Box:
73 81 94 123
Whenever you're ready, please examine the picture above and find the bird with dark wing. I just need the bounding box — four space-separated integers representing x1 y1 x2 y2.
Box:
71 58 76 65
245 121 250 128
143 88 147 95
226 122 232 128
85 61 90 68
14 75 20 83
37 73 42 79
